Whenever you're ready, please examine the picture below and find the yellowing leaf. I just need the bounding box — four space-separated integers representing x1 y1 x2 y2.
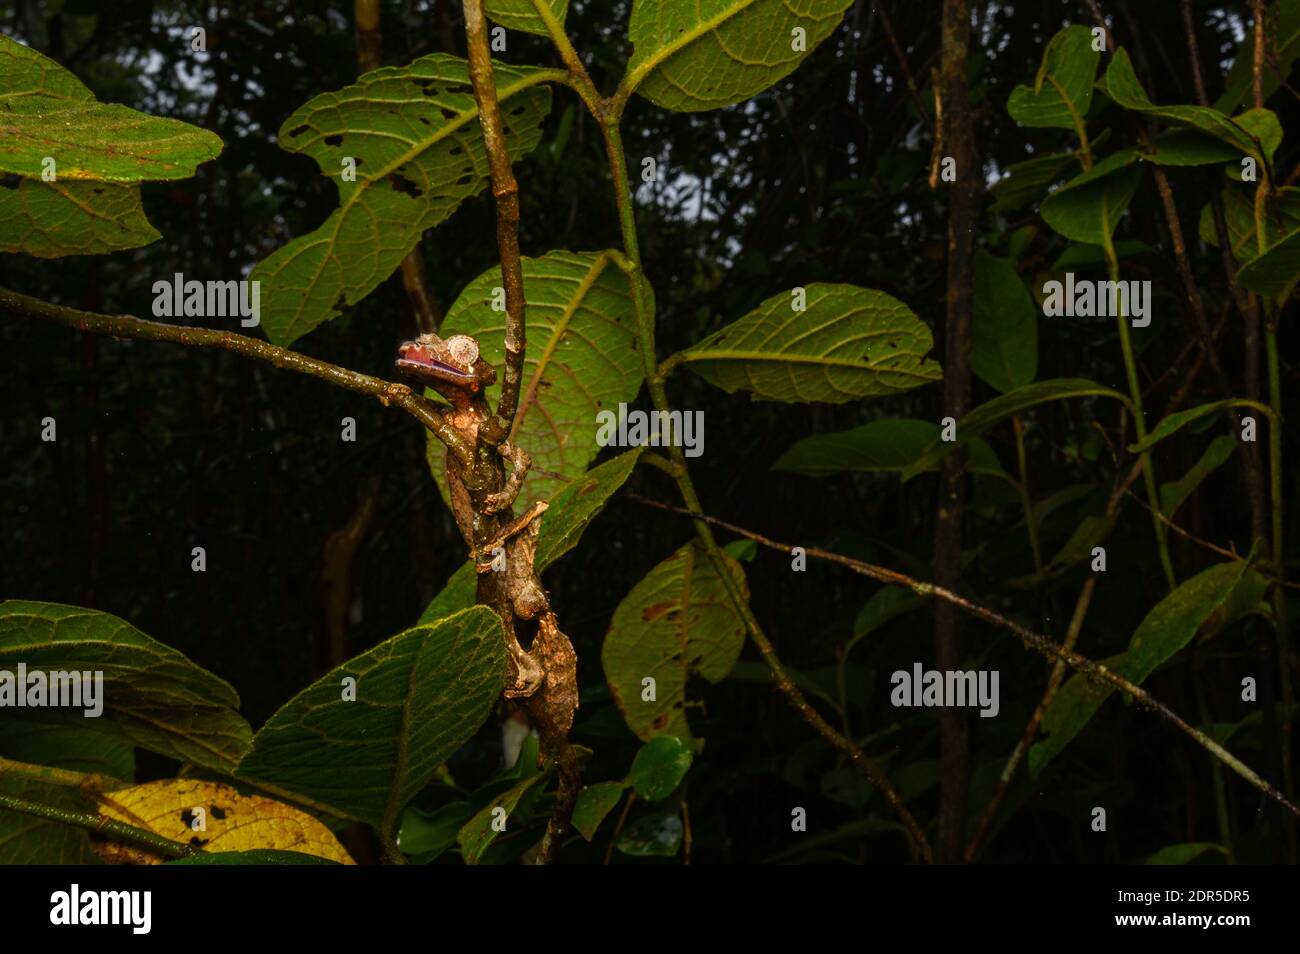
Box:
93 779 354 864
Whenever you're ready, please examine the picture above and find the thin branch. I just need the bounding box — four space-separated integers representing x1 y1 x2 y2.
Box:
463 0 527 438
0 792 197 860
630 495 1300 820
0 286 472 462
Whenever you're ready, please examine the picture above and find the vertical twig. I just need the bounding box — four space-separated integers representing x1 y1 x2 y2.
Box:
933 0 977 864
463 0 526 438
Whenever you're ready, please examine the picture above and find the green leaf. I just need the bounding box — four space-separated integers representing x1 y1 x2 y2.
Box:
1199 186 1300 261
0 35 222 182
615 809 682 856
1143 842 1228 865
251 55 557 346
484 0 568 37
1051 239 1151 271
534 449 643 570
899 379 1129 481
851 586 925 642
1237 228 1300 303
773 419 1007 482
1103 49 1274 163
398 801 476 858
0 710 134 780
1128 400 1266 453
0 178 160 257
236 607 506 831
990 152 1079 213
1031 562 1267 775
1039 149 1143 245
571 781 627 841
1216 0 1300 113
627 734 693 800
457 771 546 864
972 250 1037 393
623 0 854 113
1144 129 1243 166
676 284 941 403
0 601 250 773
432 251 646 507
603 540 748 745
0 777 100 864
168 850 342 865
1006 26 1099 130
418 449 644 625
1160 436 1236 518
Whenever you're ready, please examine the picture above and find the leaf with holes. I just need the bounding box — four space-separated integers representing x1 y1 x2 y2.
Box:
622 0 854 113
0 35 222 182
251 54 558 346
236 607 505 832
92 779 354 864
674 284 940 403
603 541 748 746
0 601 250 773
429 251 646 508
484 0 568 37
0 178 160 257
1006 25 1099 131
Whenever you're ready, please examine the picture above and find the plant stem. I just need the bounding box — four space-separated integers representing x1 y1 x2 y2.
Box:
1014 414 1043 575
0 286 472 461
463 0 527 438
0 792 197 860
1102 240 1176 589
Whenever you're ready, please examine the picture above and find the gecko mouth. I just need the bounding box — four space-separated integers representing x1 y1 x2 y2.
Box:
396 355 473 379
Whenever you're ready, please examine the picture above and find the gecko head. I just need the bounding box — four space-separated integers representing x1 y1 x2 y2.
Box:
396 332 496 394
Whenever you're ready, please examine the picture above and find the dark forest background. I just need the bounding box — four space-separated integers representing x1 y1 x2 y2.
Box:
2 0 1297 863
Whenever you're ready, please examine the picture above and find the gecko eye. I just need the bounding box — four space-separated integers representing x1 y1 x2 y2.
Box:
446 335 479 368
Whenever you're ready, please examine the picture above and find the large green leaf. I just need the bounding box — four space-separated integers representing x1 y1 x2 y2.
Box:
1006 25 1099 131
484 0 568 36
1216 0 1300 113
603 541 748 745
252 55 558 346
418 449 644 624
0 778 100 864
0 601 250 773
773 419 1007 481
0 178 160 257
1039 149 1143 245
1030 561 1267 775
899 379 1129 480
1103 48 1277 164
675 284 940 403
972 249 1037 393
622 0 853 112
236 607 506 831
0 35 222 182
431 251 646 508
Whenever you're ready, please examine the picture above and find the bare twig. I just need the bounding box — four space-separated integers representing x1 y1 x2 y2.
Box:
0 286 472 461
463 0 527 438
630 495 1300 820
